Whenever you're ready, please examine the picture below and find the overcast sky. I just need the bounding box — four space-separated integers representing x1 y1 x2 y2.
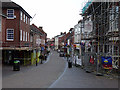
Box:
12 0 87 38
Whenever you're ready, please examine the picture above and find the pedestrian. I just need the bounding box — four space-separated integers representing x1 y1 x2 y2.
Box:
39 54 43 64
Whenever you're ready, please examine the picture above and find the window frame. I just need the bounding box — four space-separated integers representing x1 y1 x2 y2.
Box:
26 32 27 41
24 14 26 22
26 16 27 24
20 30 22 41
28 33 29 41
21 11 23 21
6 29 14 41
7 9 14 19
23 31 25 41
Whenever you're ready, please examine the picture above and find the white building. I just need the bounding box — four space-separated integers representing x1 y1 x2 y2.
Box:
54 36 59 50
73 20 84 66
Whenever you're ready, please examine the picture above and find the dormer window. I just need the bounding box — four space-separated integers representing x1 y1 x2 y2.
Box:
7 9 14 19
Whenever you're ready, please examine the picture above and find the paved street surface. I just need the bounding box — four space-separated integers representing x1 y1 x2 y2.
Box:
50 65 119 88
2 50 66 88
2 50 119 89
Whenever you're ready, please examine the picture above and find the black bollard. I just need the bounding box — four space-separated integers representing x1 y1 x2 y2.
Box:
36 59 38 66
41 59 43 64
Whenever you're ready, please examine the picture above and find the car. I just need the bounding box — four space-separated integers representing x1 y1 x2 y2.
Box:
59 51 64 57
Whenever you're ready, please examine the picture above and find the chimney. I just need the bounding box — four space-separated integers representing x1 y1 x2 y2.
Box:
39 26 43 29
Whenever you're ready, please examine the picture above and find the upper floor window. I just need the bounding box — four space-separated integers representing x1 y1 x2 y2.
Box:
24 14 25 22
7 29 14 41
26 16 27 24
21 11 23 20
7 9 14 19
28 18 30 25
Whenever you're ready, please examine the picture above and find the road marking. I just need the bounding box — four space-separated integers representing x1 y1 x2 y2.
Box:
44 54 51 64
48 60 68 88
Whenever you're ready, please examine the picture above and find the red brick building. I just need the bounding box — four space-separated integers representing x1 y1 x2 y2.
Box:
2 1 32 65
2 2 32 48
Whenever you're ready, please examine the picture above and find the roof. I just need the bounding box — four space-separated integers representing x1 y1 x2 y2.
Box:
30 24 42 35
2 2 32 18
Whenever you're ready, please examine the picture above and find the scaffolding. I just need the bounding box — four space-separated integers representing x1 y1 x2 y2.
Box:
82 1 119 75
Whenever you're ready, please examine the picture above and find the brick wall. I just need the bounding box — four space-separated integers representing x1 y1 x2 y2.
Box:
2 8 31 48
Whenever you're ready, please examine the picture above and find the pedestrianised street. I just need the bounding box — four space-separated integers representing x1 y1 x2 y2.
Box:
0 1 120 90
2 50 118 89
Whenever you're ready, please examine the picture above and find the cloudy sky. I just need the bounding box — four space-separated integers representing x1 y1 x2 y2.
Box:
12 0 88 38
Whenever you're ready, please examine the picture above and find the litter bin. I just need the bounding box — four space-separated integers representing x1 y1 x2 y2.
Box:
13 60 20 71
68 60 72 68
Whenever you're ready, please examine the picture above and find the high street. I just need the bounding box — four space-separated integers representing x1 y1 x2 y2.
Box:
2 50 119 89
3 50 66 88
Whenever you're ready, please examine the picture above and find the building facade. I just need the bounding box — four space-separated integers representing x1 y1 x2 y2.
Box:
2 1 32 65
81 1 119 72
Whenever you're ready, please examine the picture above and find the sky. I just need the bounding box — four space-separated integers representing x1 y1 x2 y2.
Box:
12 0 88 38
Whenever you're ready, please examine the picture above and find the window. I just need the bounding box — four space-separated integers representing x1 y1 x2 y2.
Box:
0 19 1 32
7 9 14 19
30 36 33 42
21 11 22 20
24 14 25 22
26 32 27 41
7 29 14 41
28 33 29 41
26 16 27 24
23 31 25 41
20 30 22 41
28 18 30 25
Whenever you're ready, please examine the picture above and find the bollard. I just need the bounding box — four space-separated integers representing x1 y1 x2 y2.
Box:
68 60 72 68
41 58 43 64
36 59 38 66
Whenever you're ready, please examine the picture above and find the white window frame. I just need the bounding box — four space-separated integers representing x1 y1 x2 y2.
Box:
7 29 14 41
23 31 25 41
26 32 27 41
26 16 27 24
21 11 23 20
28 18 30 25
20 30 22 41
24 14 25 22
28 33 29 41
7 9 14 19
